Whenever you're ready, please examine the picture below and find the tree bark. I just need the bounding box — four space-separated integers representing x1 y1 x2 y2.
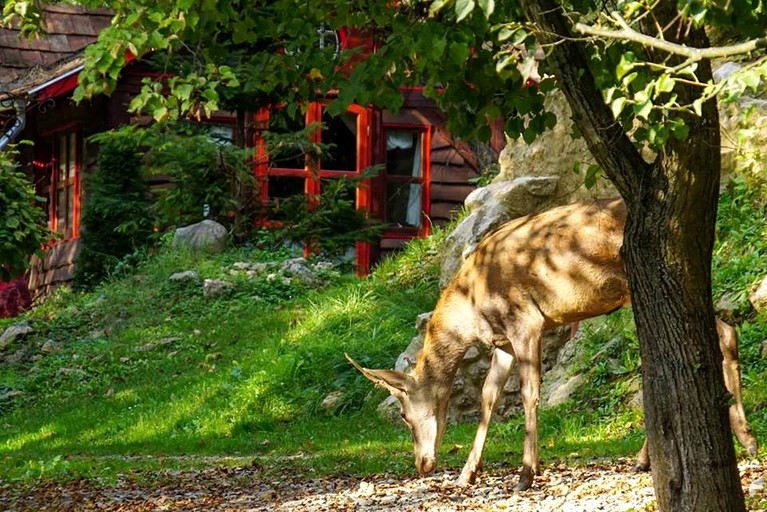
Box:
519 0 745 510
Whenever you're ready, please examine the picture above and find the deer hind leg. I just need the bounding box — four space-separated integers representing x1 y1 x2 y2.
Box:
717 317 758 456
457 348 515 486
510 321 544 492
633 438 650 472
634 318 758 471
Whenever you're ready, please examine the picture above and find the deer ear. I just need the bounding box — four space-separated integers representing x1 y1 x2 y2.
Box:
345 353 414 397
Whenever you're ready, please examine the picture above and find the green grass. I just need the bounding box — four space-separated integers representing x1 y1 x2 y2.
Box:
2 187 767 489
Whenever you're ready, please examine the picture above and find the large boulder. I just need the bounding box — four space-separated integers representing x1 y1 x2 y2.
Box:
171 220 228 253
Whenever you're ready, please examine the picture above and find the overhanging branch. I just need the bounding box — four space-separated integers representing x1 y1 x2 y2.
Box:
574 12 767 60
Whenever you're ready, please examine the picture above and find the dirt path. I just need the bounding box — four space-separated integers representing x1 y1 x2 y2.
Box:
3 460 765 511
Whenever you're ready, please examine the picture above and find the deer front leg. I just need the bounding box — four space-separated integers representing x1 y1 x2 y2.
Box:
514 344 542 491
457 348 515 486
717 318 758 456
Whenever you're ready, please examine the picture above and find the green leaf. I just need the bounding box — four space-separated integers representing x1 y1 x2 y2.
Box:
497 25 515 42
611 97 627 118
584 164 602 189
449 42 470 65
670 119 689 140
616 52 636 80
656 74 675 94
455 0 476 22
495 54 516 74
634 99 652 120
176 83 193 101
739 70 761 92
152 106 168 121
428 0 450 17
477 0 495 18
692 98 703 116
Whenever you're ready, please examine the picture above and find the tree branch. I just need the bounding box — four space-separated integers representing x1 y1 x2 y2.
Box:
575 12 767 60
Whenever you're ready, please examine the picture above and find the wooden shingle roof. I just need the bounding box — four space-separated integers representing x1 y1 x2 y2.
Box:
0 5 112 92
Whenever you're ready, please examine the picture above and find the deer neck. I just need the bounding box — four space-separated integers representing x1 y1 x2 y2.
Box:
412 315 471 398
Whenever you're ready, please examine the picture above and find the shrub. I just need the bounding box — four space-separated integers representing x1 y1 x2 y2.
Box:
74 129 154 288
141 122 256 237
0 144 51 281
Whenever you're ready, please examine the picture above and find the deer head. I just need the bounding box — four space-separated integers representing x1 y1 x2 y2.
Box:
346 354 449 475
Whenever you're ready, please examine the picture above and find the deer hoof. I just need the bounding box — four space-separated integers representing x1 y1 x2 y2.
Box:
456 467 478 486
632 461 650 472
513 473 534 492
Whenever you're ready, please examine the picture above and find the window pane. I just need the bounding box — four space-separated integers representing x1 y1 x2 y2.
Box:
321 111 357 172
68 132 76 176
386 182 422 227
56 187 67 234
268 110 306 170
267 176 306 219
386 130 421 177
66 182 75 237
58 133 69 182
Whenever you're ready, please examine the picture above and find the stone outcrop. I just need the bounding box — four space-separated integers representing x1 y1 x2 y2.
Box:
496 90 619 201
715 62 767 183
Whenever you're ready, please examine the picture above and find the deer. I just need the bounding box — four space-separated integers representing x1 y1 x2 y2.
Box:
347 197 757 491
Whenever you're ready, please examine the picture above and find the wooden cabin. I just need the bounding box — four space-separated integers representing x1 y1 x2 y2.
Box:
0 7 501 310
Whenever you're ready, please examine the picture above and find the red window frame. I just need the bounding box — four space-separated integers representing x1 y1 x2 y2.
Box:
380 124 431 239
252 102 373 274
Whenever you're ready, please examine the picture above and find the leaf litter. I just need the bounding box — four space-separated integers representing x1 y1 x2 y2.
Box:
1 459 765 511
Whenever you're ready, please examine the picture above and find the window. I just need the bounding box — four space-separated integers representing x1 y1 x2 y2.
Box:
383 127 429 235
51 128 81 239
255 103 369 220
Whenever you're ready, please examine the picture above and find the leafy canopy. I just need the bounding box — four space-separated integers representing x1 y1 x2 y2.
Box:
2 0 765 153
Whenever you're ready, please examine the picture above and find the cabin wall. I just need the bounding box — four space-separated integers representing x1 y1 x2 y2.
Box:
24 94 116 299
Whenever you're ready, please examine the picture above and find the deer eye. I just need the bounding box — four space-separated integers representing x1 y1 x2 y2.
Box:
400 412 409 425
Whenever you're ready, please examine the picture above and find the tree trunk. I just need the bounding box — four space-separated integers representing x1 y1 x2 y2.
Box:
519 0 746 510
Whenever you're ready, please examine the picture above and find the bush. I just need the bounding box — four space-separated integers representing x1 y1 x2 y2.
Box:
0 144 51 281
264 170 385 261
141 122 256 237
74 129 154 288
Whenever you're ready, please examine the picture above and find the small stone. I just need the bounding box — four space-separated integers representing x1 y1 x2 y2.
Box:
462 346 481 362
0 323 34 351
203 279 234 299
358 481 375 496
321 391 344 411
169 270 201 283
40 340 64 354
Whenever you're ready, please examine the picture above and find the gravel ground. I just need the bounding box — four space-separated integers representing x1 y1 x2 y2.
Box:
3 459 765 511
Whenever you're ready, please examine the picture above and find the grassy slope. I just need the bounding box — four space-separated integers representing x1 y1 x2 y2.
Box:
2 186 767 486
